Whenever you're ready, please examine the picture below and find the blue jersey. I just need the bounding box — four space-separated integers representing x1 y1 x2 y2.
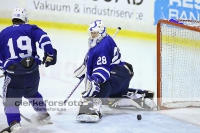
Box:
0 24 54 71
87 35 124 83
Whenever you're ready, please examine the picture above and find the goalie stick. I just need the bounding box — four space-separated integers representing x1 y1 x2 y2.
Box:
112 27 121 38
0 95 32 123
57 76 84 115
57 27 122 115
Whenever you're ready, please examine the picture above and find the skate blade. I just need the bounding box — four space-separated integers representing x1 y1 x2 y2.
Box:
1 131 10 133
39 119 53 124
76 114 100 122
0 126 10 133
39 115 53 124
11 127 22 133
38 116 53 124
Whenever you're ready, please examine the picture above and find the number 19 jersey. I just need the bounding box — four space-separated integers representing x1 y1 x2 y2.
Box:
0 24 54 70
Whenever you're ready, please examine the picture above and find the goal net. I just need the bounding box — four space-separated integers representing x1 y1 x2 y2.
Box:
157 19 200 109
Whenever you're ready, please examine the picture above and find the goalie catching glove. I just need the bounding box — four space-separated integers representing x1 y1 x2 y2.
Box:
42 49 57 67
73 61 86 80
73 53 88 79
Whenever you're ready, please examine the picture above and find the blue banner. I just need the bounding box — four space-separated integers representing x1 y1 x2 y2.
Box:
154 0 200 25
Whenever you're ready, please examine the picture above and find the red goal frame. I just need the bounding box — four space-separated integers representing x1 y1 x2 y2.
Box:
157 19 200 110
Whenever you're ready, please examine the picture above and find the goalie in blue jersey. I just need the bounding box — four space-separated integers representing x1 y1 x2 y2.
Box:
74 20 156 122
0 8 57 132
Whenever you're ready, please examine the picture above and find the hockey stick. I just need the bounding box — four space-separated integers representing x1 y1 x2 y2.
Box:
64 77 84 104
112 27 121 38
0 95 32 123
57 76 84 115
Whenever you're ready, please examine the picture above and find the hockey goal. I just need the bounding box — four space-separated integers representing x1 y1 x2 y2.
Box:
157 19 200 109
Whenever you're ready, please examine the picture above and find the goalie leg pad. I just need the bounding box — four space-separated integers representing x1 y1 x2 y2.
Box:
76 98 102 122
108 98 143 109
144 98 157 109
108 88 157 110
109 97 156 110
76 114 101 122
128 88 155 99
126 90 157 109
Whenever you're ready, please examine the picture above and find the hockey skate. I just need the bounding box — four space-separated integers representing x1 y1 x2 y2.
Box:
76 98 102 122
0 121 22 133
36 112 53 124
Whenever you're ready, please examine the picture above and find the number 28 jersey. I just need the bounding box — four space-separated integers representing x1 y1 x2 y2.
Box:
87 35 124 83
0 24 54 70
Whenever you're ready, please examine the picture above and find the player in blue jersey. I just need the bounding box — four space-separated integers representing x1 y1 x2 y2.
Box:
73 20 156 122
0 8 57 132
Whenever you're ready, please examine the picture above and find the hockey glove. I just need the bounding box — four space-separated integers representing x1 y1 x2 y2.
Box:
73 52 88 80
42 49 57 67
82 79 100 98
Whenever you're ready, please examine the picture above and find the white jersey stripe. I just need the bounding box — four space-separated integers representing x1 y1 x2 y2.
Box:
3 60 10 68
39 34 48 43
110 59 121 65
93 67 110 77
92 72 106 82
41 41 51 50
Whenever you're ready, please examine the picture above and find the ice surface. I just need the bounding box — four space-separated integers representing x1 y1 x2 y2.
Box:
0 26 200 133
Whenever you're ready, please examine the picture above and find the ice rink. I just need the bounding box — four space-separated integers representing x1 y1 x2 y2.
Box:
0 25 200 133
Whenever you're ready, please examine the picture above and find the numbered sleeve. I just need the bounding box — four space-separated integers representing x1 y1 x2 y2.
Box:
91 50 111 83
32 25 54 55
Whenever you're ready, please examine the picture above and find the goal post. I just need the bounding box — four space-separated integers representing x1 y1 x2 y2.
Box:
157 19 200 109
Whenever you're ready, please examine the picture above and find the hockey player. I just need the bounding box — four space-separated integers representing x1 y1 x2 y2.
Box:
0 8 57 132
73 20 156 122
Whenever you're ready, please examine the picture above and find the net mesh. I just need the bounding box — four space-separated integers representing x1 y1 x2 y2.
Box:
159 20 200 108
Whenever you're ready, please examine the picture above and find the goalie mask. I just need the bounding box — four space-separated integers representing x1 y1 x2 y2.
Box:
88 20 107 48
12 8 28 23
